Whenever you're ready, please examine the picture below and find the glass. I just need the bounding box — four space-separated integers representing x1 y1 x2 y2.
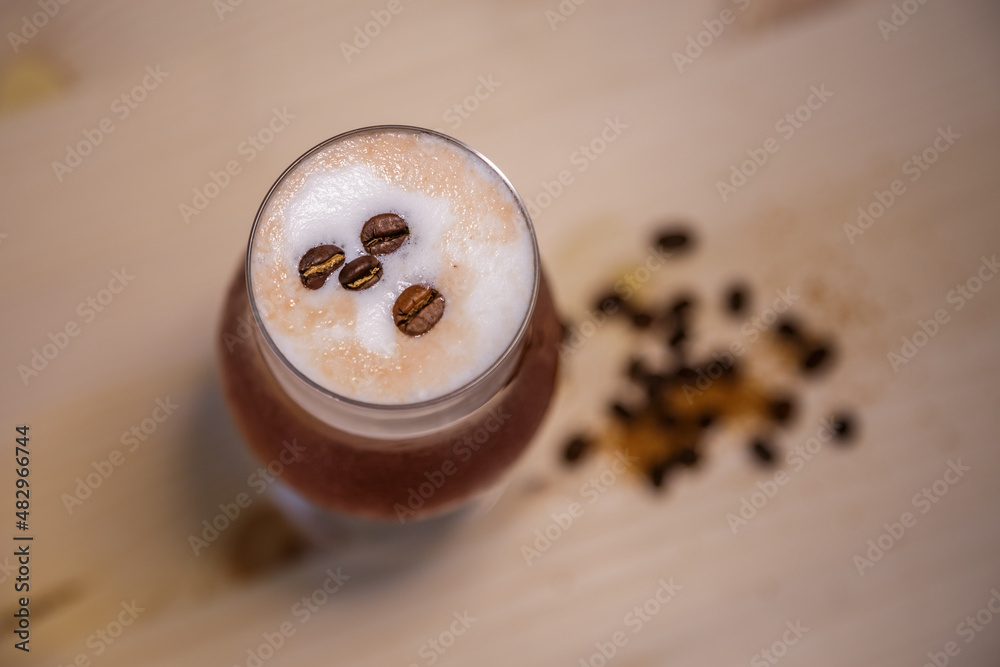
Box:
217 126 561 522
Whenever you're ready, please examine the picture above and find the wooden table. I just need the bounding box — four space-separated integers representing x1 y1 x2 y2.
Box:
2 0 999 664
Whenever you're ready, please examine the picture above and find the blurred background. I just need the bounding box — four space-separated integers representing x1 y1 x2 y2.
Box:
1 0 999 665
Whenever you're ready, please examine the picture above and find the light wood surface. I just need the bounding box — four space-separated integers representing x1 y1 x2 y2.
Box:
2 0 999 665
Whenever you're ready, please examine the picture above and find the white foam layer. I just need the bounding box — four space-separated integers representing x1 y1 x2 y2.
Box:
249 129 535 405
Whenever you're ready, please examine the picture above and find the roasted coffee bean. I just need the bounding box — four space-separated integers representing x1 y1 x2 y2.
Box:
562 436 592 465
297 244 345 289
339 255 383 291
675 447 700 468
648 459 674 488
668 327 688 349
831 413 856 443
360 213 409 255
697 412 717 429
631 311 654 328
393 284 446 335
594 292 627 315
654 226 694 253
776 317 804 343
750 438 776 466
627 356 648 382
769 396 795 425
801 343 833 373
725 282 749 315
610 402 635 422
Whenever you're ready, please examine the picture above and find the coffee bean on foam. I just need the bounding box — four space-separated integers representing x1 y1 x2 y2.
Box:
249 129 535 404
298 244 345 289
339 255 382 291
361 213 409 255
393 284 445 336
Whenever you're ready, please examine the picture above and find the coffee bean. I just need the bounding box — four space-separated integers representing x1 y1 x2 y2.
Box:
654 226 694 253
610 402 635 422
769 396 795 425
360 213 409 255
776 317 804 343
594 292 627 315
750 438 776 466
648 459 673 488
393 284 445 336
668 327 688 349
831 412 856 444
801 343 834 373
339 255 382 291
725 282 750 315
697 412 717 429
675 447 700 467
297 244 345 289
631 311 654 328
562 435 592 465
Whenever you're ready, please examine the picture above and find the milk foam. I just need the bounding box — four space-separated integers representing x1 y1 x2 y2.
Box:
250 129 535 405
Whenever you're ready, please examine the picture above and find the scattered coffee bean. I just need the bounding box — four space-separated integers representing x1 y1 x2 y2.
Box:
656 411 679 429
611 402 635 422
339 255 383 291
675 447 700 468
632 311 654 328
627 357 648 382
831 413 856 443
776 317 804 343
360 213 409 255
769 396 795 425
668 327 688 349
725 282 750 315
562 435 592 464
297 244 345 289
595 292 627 315
655 226 694 254
801 343 834 373
393 284 445 336
648 459 673 488
750 438 776 466
667 295 695 318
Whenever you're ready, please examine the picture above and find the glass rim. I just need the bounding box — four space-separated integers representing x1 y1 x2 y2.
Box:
245 125 541 413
